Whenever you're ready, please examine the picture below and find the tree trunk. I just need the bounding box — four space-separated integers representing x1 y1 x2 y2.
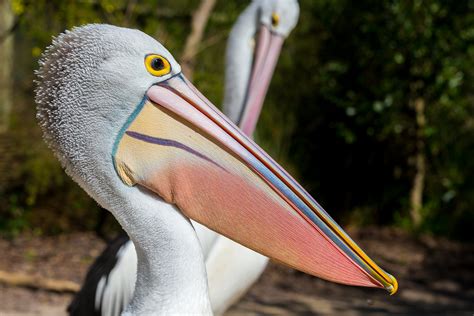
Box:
0 0 14 195
0 0 14 134
409 97 426 227
180 0 216 80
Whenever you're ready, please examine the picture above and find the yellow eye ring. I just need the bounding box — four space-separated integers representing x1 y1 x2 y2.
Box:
271 13 280 27
145 54 171 77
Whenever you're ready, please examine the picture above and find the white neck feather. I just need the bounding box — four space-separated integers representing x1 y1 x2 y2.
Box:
117 189 211 315
222 2 259 124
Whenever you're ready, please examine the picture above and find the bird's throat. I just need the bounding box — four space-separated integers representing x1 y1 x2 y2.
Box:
117 190 212 315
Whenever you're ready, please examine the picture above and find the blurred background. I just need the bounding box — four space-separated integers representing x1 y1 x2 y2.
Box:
0 0 473 315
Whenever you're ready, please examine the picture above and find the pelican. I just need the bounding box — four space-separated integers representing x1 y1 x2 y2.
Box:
68 1 300 315
36 24 397 315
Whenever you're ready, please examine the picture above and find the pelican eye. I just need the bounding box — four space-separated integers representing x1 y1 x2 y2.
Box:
145 54 171 76
271 13 280 27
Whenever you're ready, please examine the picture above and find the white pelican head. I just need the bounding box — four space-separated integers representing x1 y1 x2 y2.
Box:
224 0 300 134
36 25 180 181
36 24 397 313
257 0 300 37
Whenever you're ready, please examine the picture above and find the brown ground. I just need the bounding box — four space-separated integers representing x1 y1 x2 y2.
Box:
0 227 473 315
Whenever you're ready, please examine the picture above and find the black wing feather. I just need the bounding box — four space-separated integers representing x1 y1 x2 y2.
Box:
68 232 130 316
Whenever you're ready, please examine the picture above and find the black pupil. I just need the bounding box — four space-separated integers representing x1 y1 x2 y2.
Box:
151 57 165 71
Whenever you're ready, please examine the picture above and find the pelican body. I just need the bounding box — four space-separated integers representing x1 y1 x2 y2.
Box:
36 23 397 315
69 1 300 315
